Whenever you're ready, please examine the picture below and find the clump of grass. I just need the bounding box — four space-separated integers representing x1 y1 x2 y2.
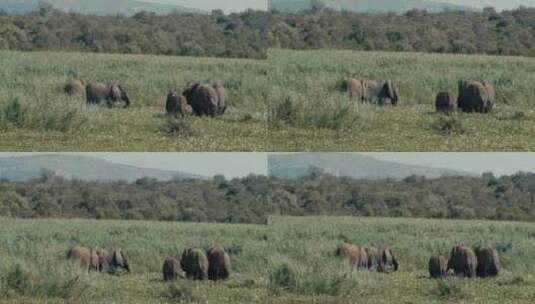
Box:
159 116 194 137
269 91 359 131
0 95 87 132
0 260 90 300
164 283 199 302
433 114 466 135
268 256 358 296
433 278 469 300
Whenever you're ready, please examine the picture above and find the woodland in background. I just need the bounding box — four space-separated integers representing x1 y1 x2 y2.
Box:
268 7 535 57
0 5 268 59
2 171 535 223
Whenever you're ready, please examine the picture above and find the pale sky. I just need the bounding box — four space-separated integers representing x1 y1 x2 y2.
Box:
143 0 268 13
0 153 268 178
1 153 534 178
361 153 535 176
435 0 534 10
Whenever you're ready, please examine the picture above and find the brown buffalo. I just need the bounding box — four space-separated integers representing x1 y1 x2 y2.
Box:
66 246 99 271
180 248 209 280
362 79 399 105
166 90 192 118
457 80 495 113
212 81 227 115
86 81 130 108
64 78 86 97
207 247 231 281
335 243 368 269
344 78 366 101
428 255 448 278
375 246 399 272
95 248 109 271
362 246 379 269
162 257 181 281
104 249 131 274
447 245 477 277
435 91 456 113
474 245 500 278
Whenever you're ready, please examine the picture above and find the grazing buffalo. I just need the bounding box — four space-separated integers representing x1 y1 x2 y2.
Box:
206 247 231 281
180 248 209 280
435 91 456 113
457 80 495 113
86 81 130 108
335 243 368 269
447 245 477 277
475 245 500 278
162 257 181 281
428 255 448 278
66 246 99 271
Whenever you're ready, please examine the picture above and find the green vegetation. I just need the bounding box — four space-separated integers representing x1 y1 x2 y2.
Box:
0 50 268 151
1 216 534 303
269 0 472 13
2 170 535 223
268 49 535 151
269 7 535 57
0 7 267 59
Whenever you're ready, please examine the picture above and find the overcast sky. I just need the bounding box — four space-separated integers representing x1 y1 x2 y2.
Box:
0 153 268 178
438 0 534 11
1 153 534 178
361 153 535 176
143 0 267 13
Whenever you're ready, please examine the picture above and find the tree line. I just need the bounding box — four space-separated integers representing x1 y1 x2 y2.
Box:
0 5 268 59
1 171 535 223
268 6 535 57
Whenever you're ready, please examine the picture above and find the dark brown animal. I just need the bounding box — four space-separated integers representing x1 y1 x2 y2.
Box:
162 257 180 281
435 91 456 113
86 81 130 108
474 245 500 277
180 248 209 280
335 243 368 268
182 82 227 117
166 90 192 118
64 78 86 97
66 246 99 271
428 255 448 278
206 247 231 281
447 245 477 277
457 80 495 113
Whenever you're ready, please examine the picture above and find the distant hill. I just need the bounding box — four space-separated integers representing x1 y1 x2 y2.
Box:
269 153 473 180
0 0 205 15
0 155 206 182
268 0 476 13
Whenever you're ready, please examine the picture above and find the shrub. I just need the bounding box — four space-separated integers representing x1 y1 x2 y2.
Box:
159 116 194 137
433 114 466 135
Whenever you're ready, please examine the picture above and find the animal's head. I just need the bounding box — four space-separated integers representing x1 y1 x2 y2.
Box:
384 80 399 105
108 81 130 107
109 249 130 273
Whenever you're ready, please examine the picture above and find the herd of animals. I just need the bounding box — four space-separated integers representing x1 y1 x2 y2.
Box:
64 77 227 118
65 242 500 285
66 245 230 281
337 243 500 278
343 78 496 113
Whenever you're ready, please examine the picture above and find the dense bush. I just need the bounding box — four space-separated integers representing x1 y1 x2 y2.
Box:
0 6 268 59
1 171 535 223
268 7 535 57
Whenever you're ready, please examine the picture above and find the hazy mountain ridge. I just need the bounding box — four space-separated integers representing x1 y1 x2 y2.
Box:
0 155 207 182
269 153 474 180
0 0 205 15
268 0 476 13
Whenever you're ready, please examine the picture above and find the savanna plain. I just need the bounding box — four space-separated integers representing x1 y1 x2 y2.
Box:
268 48 535 151
0 216 533 303
0 50 268 151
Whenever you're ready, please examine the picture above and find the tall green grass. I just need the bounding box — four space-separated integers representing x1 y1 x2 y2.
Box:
1 216 534 303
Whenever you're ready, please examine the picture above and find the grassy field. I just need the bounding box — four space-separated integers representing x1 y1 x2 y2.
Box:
1 216 534 303
0 51 268 151
268 49 535 151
